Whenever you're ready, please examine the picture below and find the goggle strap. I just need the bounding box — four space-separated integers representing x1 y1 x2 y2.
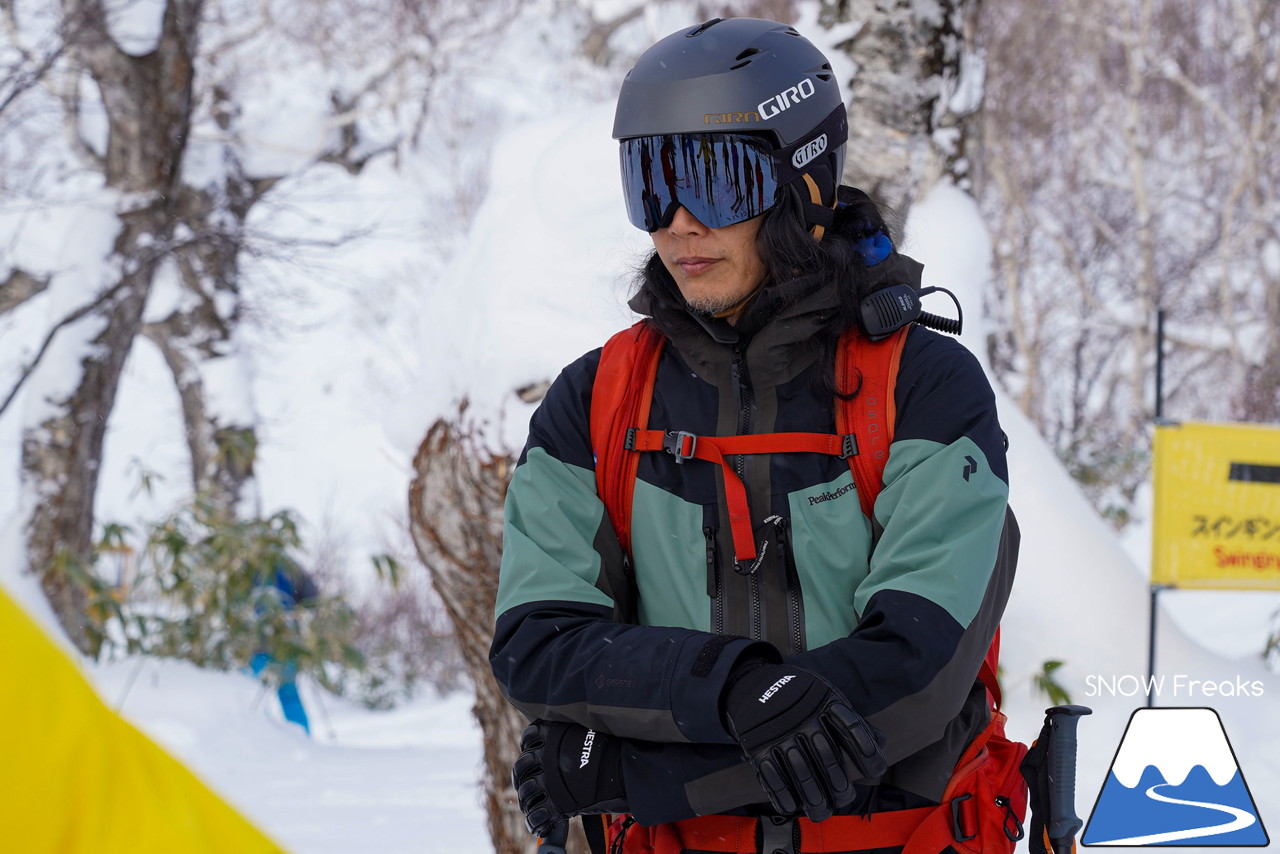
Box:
801 173 836 242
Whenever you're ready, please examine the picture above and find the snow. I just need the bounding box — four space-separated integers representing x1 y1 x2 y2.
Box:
84 654 487 854
104 0 168 56
902 183 992 369
1110 708 1239 788
1 5 1277 853
235 62 337 179
16 199 122 429
407 102 642 452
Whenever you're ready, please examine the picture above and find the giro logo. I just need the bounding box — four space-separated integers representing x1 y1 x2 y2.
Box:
704 111 761 125
579 730 596 769
1082 708 1268 846
759 78 815 120
791 134 828 169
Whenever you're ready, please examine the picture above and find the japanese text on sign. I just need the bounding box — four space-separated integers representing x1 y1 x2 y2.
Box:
1152 421 1280 590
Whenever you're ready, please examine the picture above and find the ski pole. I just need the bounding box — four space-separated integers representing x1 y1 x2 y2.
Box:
1044 705 1091 854
538 819 570 854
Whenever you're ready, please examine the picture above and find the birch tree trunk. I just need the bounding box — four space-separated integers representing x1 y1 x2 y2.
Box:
20 0 203 652
818 0 984 220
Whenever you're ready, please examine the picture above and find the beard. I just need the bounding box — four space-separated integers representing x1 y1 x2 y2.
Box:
684 286 761 318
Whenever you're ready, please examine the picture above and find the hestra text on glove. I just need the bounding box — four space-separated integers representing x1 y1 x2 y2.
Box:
512 720 629 838
722 662 887 822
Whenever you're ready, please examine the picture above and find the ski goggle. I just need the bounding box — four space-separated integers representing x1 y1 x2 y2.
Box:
619 132 779 232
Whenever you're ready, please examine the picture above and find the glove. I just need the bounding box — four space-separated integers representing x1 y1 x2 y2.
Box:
511 720 629 838
722 661 887 822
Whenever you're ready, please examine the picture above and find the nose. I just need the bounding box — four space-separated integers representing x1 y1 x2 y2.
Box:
667 205 709 235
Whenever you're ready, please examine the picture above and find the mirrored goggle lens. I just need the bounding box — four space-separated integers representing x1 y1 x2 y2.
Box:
619 133 778 232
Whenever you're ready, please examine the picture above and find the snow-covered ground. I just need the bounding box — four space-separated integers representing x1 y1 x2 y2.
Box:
2 5 1277 853
86 658 487 854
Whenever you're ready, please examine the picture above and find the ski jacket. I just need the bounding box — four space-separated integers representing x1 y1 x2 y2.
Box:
490 267 1015 826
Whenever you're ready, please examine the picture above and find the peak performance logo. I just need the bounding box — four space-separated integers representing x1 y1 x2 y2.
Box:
808 482 855 506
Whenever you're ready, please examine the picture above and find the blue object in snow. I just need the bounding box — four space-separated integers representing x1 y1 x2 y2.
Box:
250 652 311 735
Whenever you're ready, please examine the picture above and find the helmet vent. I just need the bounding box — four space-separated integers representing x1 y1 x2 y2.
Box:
687 18 723 37
729 47 761 70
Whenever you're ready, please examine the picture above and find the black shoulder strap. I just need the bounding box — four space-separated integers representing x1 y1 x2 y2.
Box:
582 815 609 854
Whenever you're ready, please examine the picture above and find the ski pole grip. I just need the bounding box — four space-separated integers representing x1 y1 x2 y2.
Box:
1045 704 1091 851
538 819 570 854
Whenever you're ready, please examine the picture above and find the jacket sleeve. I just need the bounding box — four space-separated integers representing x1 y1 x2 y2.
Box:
787 331 1013 767
621 741 768 825
490 349 772 746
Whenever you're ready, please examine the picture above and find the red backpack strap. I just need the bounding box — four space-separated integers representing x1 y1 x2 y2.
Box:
837 325 1006 709
981 628 1002 708
589 321 664 555
834 326 909 520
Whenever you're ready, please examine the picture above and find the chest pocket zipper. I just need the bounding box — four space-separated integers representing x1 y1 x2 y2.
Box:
703 526 723 634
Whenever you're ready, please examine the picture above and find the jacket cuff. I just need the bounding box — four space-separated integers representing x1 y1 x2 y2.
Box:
621 741 763 825
669 634 779 743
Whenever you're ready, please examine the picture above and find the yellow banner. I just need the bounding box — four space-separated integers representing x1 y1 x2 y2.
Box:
1152 421 1280 589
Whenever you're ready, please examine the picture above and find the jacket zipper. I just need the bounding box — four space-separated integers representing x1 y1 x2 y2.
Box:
730 345 760 639
775 516 805 655
704 527 723 634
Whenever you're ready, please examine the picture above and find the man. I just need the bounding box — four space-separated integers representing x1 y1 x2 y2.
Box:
491 17 1017 854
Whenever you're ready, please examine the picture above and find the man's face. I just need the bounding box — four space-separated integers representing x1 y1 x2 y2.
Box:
650 205 766 323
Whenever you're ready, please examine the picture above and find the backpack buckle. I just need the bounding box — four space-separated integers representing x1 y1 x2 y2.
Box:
663 431 698 463
950 793 977 843
624 428 638 451
840 434 858 459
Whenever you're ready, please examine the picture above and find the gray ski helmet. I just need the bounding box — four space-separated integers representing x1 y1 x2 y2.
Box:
613 17 848 229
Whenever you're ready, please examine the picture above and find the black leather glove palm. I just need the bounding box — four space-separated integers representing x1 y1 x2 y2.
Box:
512 720 629 838
722 662 887 822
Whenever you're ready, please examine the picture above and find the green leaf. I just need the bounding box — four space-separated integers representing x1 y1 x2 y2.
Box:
1033 658 1072 706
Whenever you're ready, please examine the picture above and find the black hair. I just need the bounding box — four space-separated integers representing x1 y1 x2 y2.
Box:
632 182 897 397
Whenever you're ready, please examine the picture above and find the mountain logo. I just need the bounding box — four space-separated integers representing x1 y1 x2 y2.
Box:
1082 707 1269 846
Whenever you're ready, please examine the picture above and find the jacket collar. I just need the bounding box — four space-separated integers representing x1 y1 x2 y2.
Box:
627 270 845 354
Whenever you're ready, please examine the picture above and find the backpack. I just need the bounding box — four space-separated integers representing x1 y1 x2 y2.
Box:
586 319 1028 854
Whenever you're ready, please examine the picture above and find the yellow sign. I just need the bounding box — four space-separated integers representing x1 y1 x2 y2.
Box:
1152 421 1280 589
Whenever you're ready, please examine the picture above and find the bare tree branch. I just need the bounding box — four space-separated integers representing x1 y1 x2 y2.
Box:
0 278 129 419
0 32 68 117
55 67 107 171
582 5 643 66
